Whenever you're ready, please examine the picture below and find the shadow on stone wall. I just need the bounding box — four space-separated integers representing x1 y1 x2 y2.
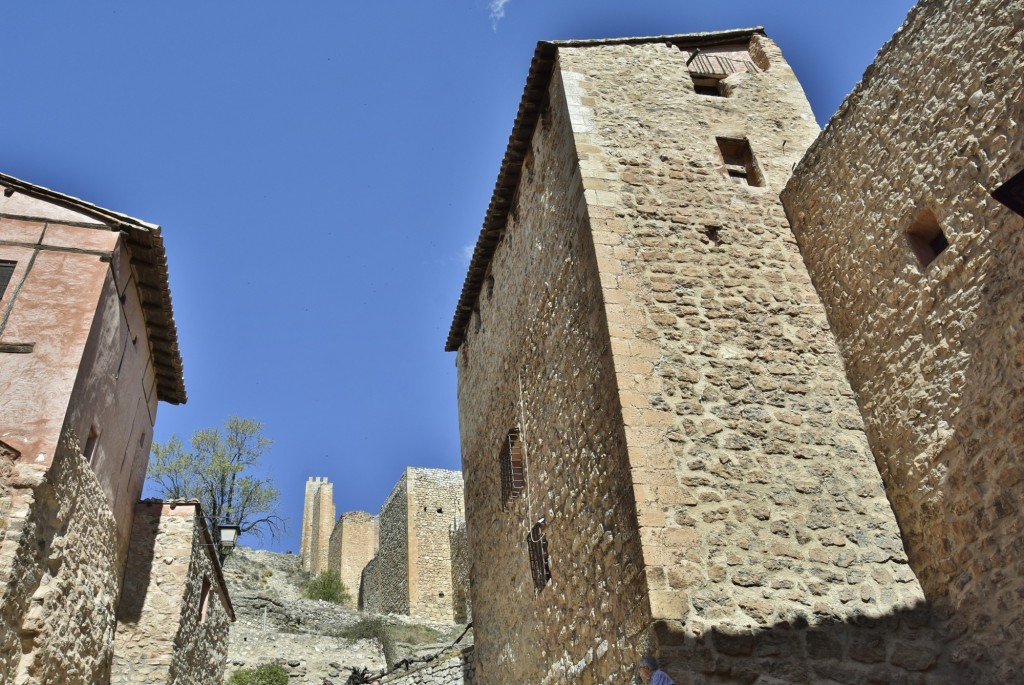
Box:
651 600 966 684
115 503 161 624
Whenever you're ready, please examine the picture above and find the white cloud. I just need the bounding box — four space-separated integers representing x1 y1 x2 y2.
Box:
490 0 511 29
463 244 475 261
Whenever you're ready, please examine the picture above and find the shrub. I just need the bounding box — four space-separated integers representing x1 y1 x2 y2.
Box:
339 618 396 668
301 569 350 604
227 663 289 685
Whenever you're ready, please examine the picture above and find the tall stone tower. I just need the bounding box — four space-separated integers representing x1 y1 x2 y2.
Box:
448 29 955 684
300 476 335 574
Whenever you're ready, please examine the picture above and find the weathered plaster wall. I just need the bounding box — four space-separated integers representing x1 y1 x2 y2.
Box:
455 65 652 684
782 2 1024 681
112 501 233 685
408 468 464 622
328 510 377 608
0 433 120 685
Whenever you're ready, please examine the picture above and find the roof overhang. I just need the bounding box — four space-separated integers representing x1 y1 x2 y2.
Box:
0 171 186 404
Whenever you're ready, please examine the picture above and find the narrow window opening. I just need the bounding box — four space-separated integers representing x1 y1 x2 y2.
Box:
691 76 724 97
992 167 1024 217
716 137 762 187
527 523 551 590
0 261 15 300
199 576 212 623
83 427 99 465
500 428 525 506
473 308 481 333
486 276 495 299
905 209 948 268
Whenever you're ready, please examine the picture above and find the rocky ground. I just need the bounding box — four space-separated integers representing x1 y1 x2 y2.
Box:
222 547 472 684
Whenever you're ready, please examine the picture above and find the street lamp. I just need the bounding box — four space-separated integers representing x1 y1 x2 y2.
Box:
218 524 240 550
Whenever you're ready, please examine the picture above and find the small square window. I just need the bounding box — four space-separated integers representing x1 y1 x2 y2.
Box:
716 137 762 187
905 208 948 269
500 428 525 506
0 260 16 300
527 523 551 590
692 76 724 97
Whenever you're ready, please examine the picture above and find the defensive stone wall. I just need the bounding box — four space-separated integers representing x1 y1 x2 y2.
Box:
781 1 1024 681
452 30 959 684
300 477 335 575
359 468 468 623
449 521 471 624
111 501 234 685
364 473 410 615
408 468 465 622
328 510 377 608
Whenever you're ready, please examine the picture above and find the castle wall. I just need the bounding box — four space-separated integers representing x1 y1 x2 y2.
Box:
454 65 651 684
781 2 1024 681
407 468 464 622
365 472 410 615
112 501 233 685
328 510 376 608
449 521 470 624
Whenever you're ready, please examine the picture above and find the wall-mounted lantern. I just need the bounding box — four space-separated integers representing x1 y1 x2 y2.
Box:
219 524 240 550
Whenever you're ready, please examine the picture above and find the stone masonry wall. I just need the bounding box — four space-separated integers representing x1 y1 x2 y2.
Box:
565 35 958 683
0 432 120 685
407 468 465 623
363 473 409 615
781 2 1024 681
381 646 474 685
111 501 233 685
449 521 471 624
328 511 377 609
455 66 652 685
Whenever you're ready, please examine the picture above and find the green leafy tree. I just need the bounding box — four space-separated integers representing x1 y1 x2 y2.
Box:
149 417 283 557
302 569 351 604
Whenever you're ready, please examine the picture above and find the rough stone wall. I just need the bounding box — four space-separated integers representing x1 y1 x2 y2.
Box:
448 521 471 624
328 510 377 609
454 33 961 684
300 477 335 575
781 2 1024 681
0 432 120 685
455 65 652 684
111 501 233 685
381 647 474 685
363 473 409 615
407 468 465 622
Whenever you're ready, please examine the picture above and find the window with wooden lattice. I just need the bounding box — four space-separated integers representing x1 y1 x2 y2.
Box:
527 522 551 590
500 428 524 505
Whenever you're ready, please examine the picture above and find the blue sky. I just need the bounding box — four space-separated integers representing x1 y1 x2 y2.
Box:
0 1 916 553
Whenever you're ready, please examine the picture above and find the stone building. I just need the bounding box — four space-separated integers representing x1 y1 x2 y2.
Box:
111 500 234 684
0 171 232 684
328 510 377 609
300 476 335 574
781 1 1024 681
447 28 960 684
360 468 467 623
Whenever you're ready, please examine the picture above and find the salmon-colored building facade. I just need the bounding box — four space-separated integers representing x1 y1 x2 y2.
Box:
0 171 193 684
